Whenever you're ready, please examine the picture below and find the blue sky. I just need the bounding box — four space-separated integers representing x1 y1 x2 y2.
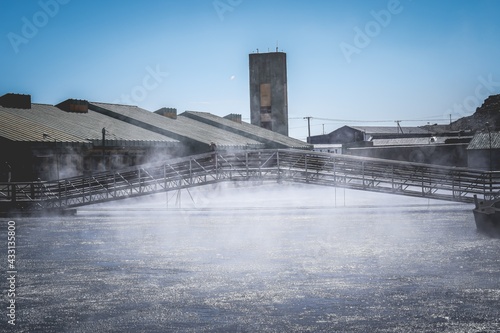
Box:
1 0 500 141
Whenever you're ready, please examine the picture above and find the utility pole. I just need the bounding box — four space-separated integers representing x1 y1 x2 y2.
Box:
395 120 403 134
304 117 312 143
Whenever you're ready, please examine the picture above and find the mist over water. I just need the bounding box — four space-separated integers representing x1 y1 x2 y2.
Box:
3 184 500 332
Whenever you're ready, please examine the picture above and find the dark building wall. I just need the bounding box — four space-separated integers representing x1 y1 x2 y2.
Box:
467 149 500 170
309 126 365 144
0 140 90 181
249 52 288 136
310 126 433 145
0 138 179 182
0 141 35 181
347 144 469 167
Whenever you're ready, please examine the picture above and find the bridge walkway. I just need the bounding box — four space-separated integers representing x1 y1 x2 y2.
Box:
1 149 499 212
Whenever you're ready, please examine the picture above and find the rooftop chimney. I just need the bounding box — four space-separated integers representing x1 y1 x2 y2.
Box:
56 99 89 113
224 113 242 123
0 93 31 109
155 107 177 119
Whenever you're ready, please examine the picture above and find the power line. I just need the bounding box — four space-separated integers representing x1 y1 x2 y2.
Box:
312 117 450 123
290 116 452 123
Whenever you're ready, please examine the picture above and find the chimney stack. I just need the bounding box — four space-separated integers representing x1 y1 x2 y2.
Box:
0 93 31 109
56 99 89 113
224 113 242 123
155 107 177 119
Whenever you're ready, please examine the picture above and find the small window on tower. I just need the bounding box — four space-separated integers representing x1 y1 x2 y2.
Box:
260 83 271 107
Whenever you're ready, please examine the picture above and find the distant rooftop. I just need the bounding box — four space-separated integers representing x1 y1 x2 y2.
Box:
349 126 430 135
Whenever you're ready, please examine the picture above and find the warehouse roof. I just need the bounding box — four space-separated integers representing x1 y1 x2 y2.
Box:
0 104 88 143
181 111 311 149
467 132 500 150
175 115 264 149
89 102 265 149
1 94 310 151
0 103 179 146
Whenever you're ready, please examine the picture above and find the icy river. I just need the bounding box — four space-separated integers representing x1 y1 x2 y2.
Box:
2 183 500 332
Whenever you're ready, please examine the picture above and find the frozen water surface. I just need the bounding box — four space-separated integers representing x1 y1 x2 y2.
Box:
2 183 500 332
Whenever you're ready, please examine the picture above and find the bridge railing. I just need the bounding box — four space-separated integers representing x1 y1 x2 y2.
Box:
1 149 499 211
275 149 500 202
0 181 46 204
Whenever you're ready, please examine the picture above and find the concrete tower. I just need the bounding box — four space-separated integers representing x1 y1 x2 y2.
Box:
249 51 288 136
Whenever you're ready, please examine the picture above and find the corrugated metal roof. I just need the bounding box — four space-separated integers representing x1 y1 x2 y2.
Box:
0 104 179 146
372 137 448 146
467 132 500 150
175 116 264 148
349 126 430 135
181 111 312 149
0 105 87 143
89 102 265 148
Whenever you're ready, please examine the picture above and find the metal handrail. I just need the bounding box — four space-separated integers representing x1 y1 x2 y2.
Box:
1 149 499 211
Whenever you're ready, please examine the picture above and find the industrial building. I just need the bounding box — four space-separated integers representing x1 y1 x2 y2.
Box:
249 51 288 136
0 93 310 182
309 125 432 145
309 125 473 167
467 131 500 170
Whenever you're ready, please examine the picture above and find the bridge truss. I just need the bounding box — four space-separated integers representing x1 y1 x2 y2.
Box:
1 149 499 212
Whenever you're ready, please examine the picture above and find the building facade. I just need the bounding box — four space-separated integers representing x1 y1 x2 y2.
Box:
467 131 500 170
0 92 310 182
249 52 288 136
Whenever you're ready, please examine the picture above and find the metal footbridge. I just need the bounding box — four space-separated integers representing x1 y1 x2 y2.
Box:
1 149 499 213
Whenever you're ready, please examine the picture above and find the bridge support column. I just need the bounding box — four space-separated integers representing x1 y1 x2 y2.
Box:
277 151 281 183
58 182 62 208
245 152 249 179
362 161 365 189
163 164 167 190
82 178 85 203
189 159 193 185
215 153 219 180
305 154 308 183
391 165 395 192
11 185 16 203
138 168 142 193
